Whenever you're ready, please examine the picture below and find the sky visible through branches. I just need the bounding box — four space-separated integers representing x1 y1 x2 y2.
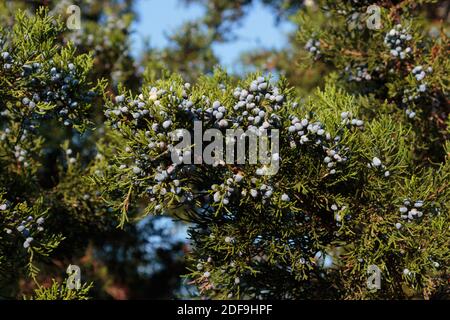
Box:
131 0 294 72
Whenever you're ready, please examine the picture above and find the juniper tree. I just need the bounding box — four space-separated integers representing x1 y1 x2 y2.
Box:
94 71 448 299
1 1 448 300
295 0 449 163
92 1 449 299
1 0 139 91
0 6 189 300
0 8 111 298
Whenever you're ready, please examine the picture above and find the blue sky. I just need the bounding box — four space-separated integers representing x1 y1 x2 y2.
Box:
131 0 294 72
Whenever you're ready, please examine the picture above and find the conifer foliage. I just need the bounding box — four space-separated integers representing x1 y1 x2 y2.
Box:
0 1 448 300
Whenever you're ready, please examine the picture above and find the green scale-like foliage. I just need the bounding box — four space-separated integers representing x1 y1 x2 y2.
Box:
93 69 448 298
295 1 449 162
1 2 448 300
0 9 108 297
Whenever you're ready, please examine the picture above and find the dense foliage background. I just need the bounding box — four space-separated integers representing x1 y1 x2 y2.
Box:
0 0 448 300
